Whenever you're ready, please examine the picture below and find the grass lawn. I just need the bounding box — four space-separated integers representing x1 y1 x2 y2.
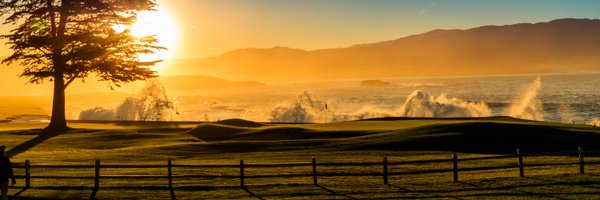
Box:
0 117 599 199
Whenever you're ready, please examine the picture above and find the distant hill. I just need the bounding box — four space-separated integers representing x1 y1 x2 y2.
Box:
158 75 265 90
360 80 392 87
175 18 600 81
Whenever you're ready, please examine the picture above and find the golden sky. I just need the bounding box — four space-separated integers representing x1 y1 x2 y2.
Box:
2 0 600 60
158 0 600 59
1 0 600 95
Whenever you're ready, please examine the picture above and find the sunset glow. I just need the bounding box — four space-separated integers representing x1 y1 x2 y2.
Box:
0 1 599 198
124 6 179 73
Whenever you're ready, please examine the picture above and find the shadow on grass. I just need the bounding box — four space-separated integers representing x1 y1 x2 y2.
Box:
316 184 357 199
169 186 176 200
242 186 265 200
523 176 600 191
10 187 27 200
174 185 223 191
4 129 99 158
9 186 90 200
15 185 172 200
386 180 600 196
387 183 461 199
89 186 98 200
456 181 569 200
10 180 600 199
5 130 61 158
346 121 600 154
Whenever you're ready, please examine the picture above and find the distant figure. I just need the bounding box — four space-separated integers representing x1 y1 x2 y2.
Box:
0 145 16 200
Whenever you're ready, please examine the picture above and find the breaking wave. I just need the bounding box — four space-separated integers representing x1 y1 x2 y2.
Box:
270 90 491 123
557 103 581 124
79 107 116 121
505 77 544 121
270 91 332 123
397 90 491 117
79 80 179 121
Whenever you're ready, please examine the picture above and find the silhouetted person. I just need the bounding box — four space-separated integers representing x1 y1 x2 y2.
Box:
0 145 15 200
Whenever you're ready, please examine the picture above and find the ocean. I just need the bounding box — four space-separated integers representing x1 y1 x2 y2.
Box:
147 73 599 125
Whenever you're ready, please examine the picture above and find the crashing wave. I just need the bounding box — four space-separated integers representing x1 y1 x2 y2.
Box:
397 90 491 117
505 77 544 121
270 90 491 123
79 80 179 121
270 91 332 123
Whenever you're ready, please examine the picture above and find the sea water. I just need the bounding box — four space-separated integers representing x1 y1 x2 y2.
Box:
79 73 600 125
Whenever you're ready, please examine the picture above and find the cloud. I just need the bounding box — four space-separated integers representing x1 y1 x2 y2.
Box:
419 3 437 16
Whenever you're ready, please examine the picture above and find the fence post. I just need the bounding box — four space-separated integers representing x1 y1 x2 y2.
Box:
25 160 30 188
383 157 388 184
168 160 173 188
312 157 317 185
578 146 585 174
94 160 100 189
240 160 245 187
517 149 524 177
452 153 458 182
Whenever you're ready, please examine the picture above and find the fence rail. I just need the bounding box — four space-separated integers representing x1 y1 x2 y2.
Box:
9 147 599 200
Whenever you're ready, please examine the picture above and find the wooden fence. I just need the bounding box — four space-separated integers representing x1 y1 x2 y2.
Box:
10 147 600 200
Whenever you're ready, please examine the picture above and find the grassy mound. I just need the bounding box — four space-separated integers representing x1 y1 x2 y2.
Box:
187 123 368 142
229 127 368 141
215 118 265 127
58 130 176 149
2 117 599 160
181 117 600 153
358 116 529 122
335 121 600 153
187 123 251 141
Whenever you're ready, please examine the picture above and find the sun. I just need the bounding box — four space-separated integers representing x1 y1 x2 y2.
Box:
129 7 179 72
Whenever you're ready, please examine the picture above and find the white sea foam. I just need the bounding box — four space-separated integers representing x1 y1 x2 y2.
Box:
557 103 581 124
270 90 491 123
74 74 599 124
79 80 179 121
78 107 116 121
270 91 332 123
397 90 491 117
506 77 544 121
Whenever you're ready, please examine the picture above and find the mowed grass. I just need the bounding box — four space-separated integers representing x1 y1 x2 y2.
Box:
0 117 599 199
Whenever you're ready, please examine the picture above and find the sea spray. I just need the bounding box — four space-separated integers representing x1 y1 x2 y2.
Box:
79 80 179 121
346 106 392 120
270 91 332 123
505 77 544 121
270 92 396 123
116 80 179 121
397 90 491 117
78 107 116 120
270 90 491 123
557 103 580 124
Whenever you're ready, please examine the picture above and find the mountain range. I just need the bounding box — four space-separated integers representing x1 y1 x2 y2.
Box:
172 18 600 81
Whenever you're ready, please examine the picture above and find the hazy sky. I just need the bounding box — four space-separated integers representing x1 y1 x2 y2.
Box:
1 0 600 59
158 0 600 58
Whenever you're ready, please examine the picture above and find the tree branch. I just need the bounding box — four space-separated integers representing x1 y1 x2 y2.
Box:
47 0 57 38
63 74 78 89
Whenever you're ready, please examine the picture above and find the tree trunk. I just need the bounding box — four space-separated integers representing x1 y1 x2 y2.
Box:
45 73 68 131
45 0 69 132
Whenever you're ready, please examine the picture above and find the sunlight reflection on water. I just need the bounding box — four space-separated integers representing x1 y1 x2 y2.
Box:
77 73 600 124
